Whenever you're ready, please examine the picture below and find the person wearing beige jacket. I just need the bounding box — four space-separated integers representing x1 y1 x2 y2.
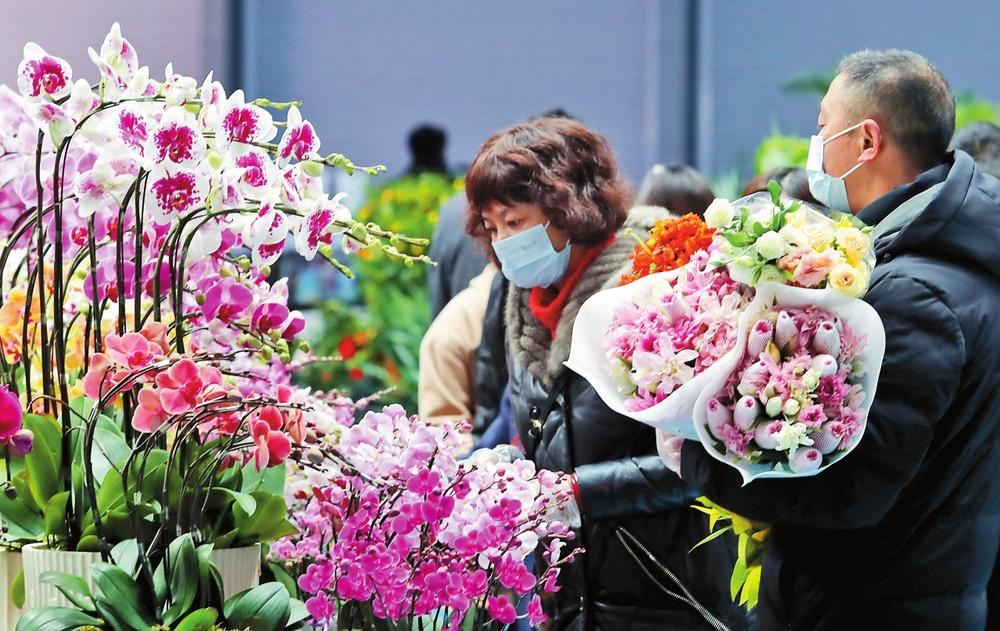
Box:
417 263 497 452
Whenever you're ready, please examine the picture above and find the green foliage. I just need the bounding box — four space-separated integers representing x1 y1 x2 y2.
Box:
955 91 1000 130
17 535 302 631
782 67 836 98
753 130 810 175
692 497 769 611
296 173 462 410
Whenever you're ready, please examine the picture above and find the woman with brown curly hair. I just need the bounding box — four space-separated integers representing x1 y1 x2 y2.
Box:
465 117 746 631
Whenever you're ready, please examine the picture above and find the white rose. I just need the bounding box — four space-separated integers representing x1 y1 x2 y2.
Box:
704 198 736 228
754 230 788 260
778 225 807 248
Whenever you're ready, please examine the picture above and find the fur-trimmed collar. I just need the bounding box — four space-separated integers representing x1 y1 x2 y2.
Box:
505 205 670 387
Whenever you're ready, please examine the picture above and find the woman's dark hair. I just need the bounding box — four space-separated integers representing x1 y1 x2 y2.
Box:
634 164 715 216
741 167 819 206
465 117 628 258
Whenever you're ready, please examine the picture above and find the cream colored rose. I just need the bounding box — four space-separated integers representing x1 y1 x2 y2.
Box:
704 198 736 228
835 226 870 263
802 221 836 251
754 230 788 260
778 225 808 248
828 262 867 297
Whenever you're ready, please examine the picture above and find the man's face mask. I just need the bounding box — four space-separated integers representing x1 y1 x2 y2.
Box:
807 121 866 210
491 222 571 288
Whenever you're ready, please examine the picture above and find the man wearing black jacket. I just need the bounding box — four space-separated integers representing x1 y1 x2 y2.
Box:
674 50 1000 630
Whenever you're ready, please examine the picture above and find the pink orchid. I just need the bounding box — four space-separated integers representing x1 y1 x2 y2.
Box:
197 72 227 131
160 63 197 107
242 201 289 266
220 90 276 147
202 277 254 323
132 387 169 432
64 79 100 122
252 417 292 470
83 352 128 403
231 147 278 194
0 385 23 443
528 594 549 626
17 43 72 101
486 595 517 625
87 22 138 97
28 101 73 146
251 301 290 334
276 105 320 165
294 193 351 260
104 332 161 371
145 107 205 167
148 167 206 224
154 359 222 415
115 106 149 156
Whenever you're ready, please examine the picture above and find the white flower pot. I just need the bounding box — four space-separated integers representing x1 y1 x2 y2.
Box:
0 549 24 630
23 543 261 608
213 543 261 600
22 544 102 609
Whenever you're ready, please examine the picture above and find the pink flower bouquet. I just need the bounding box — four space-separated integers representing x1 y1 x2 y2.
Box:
692 282 886 483
566 248 754 439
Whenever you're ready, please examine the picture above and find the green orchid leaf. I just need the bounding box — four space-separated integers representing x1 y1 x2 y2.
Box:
14 606 102 631
90 562 156 629
223 582 291 630
22 414 62 507
175 607 220 631
162 534 199 624
39 570 95 612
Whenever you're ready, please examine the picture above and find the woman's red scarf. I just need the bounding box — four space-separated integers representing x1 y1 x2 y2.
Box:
528 235 615 339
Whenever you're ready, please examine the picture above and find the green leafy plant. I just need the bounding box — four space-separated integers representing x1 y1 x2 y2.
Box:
296 173 461 410
692 497 769 611
753 129 810 175
16 535 307 631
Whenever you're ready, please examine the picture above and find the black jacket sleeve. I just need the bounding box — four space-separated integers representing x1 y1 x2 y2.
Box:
472 273 508 435
576 454 699 521
681 274 965 529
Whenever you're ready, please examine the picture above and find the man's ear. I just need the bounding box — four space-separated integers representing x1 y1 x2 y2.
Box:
859 119 882 162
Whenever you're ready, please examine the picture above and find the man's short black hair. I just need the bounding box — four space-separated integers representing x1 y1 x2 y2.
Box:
951 121 1000 179
837 49 955 171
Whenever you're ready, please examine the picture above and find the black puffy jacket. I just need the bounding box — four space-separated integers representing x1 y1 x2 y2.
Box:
503 207 748 631
682 151 1000 630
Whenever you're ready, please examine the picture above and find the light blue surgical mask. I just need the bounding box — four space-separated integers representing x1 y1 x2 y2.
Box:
807 121 866 211
492 222 571 288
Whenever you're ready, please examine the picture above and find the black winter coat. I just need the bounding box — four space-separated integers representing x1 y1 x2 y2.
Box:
503 207 748 631
682 151 1000 630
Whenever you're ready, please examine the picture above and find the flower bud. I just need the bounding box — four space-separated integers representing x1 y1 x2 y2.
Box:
259 264 272 277
737 361 770 396
789 447 823 474
195 293 206 305
765 396 784 418
298 340 311 352
219 266 232 278
734 395 760 430
801 369 820 392
238 256 251 272
747 320 773 358
754 421 783 450
270 329 282 342
8 429 34 456
782 398 801 417
812 321 841 356
279 352 291 364
813 421 847 454
775 311 798 349
261 346 274 361
810 354 838 377
706 397 733 440
301 160 324 177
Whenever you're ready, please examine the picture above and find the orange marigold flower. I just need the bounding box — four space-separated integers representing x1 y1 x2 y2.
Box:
621 213 714 285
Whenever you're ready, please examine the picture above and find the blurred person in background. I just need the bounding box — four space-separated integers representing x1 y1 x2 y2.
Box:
950 120 1000 179
634 163 716 216
741 166 820 206
465 116 746 631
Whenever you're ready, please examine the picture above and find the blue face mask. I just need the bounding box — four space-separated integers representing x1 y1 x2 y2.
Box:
492 222 571 288
807 121 865 210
